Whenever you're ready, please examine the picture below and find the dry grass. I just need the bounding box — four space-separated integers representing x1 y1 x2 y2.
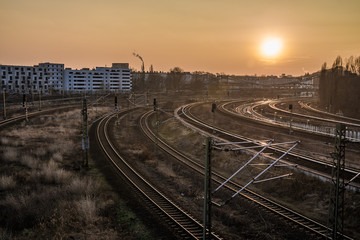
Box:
155 109 360 236
0 175 16 190
40 160 72 185
76 196 97 224
34 147 47 158
2 147 18 162
0 137 10 145
0 228 13 240
52 152 63 162
20 155 38 169
0 105 156 239
156 162 176 178
1 188 62 231
68 177 100 198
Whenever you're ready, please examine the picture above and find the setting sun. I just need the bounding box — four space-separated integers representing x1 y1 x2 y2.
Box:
261 37 283 58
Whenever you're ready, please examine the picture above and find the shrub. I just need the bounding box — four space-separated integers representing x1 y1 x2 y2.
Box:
2 147 18 162
20 155 38 169
52 152 63 162
34 147 47 158
68 177 100 198
0 137 10 145
76 196 97 224
138 147 152 161
0 189 60 231
40 160 72 184
0 227 13 240
0 175 16 190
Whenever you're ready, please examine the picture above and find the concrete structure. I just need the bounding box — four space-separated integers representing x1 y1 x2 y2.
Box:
0 62 132 94
0 62 64 94
64 63 132 93
38 63 64 92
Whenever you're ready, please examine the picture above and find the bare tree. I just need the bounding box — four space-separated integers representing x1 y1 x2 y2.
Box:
321 62 327 71
166 67 184 92
332 55 343 68
355 56 360 75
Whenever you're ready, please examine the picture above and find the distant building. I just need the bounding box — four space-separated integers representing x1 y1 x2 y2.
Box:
0 62 63 94
38 63 64 92
0 62 132 94
64 64 132 93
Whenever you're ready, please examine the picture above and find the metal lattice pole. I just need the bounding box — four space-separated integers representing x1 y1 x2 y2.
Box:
327 123 346 239
82 98 89 168
38 90 42 111
2 90 6 120
203 137 212 240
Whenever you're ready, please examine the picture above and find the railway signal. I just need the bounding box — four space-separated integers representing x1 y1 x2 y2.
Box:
211 103 216 112
22 94 26 108
114 95 118 109
153 98 157 111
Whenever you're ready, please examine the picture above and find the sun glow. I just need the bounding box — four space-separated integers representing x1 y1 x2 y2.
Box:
260 37 283 58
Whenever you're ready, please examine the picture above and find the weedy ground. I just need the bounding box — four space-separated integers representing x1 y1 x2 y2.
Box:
0 105 157 240
164 103 360 239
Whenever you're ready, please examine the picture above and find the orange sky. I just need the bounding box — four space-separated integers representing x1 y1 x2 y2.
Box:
1 0 360 76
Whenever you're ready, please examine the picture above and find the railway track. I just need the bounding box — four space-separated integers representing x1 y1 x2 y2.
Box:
0 104 80 128
95 109 221 240
297 101 360 125
229 99 360 142
140 110 353 240
0 95 115 128
268 100 360 128
175 102 360 188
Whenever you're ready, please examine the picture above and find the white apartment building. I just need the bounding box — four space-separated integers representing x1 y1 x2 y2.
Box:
64 63 132 93
38 63 64 92
0 62 132 94
0 62 64 94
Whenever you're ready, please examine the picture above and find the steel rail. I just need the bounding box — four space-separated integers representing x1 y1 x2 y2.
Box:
225 100 360 143
212 101 360 179
140 110 354 240
268 100 360 128
95 109 221 240
300 101 360 124
140 110 353 240
0 104 80 128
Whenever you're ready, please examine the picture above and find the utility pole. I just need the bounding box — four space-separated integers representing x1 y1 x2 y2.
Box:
31 88 34 103
81 98 89 168
289 104 293 134
153 98 159 152
23 94 28 122
114 95 118 110
203 137 212 240
327 123 346 240
2 90 6 120
38 90 42 111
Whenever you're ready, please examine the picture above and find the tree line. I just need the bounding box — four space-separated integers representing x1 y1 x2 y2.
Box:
131 67 222 95
319 56 360 118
